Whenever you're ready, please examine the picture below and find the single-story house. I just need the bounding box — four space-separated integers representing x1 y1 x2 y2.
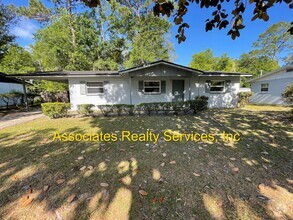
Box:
0 72 31 107
249 65 293 105
10 60 251 109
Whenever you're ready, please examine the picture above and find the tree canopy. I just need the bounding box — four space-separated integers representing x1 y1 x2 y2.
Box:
0 3 17 61
189 49 237 72
0 45 37 74
252 21 293 62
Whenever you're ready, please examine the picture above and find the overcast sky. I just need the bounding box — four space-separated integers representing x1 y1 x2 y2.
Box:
3 0 293 66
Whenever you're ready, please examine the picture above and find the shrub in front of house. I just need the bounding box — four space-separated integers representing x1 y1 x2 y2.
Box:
41 102 71 118
77 104 95 116
110 104 136 116
97 105 113 117
111 104 125 116
137 103 153 115
190 96 209 113
123 104 135 116
161 102 172 115
282 83 293 105
237 92 253 108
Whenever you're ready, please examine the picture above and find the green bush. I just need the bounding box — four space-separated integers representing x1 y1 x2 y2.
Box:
172 101 184 115
190 96 209 113
282 83 293 104
41 102 71 118
137 103 153 115
161 102 172 115
238 92 253 108
97 105 113 116
112 104 125 116
77 104 95 116
123 104 135 116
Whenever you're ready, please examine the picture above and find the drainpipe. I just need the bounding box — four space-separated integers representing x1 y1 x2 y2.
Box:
129 76 133 105
188 76 191 100
22 79 29 112
197 75 201 97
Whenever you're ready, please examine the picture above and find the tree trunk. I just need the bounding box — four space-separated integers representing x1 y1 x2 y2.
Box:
67 0 76 48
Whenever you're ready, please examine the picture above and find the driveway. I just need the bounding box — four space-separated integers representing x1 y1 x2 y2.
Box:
0 109 44 130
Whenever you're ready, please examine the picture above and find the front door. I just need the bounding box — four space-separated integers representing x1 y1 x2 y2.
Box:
172 80 185 102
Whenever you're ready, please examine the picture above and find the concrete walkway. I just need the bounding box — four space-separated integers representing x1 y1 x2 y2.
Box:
0 110 44 130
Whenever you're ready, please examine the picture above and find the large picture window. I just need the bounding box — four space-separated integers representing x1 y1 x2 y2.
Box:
210 80 225 92
86 82 104 94
261 83 269 92
143 81 161 94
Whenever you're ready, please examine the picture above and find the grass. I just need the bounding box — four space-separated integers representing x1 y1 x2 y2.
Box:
0 106 292 219
243 104 291 112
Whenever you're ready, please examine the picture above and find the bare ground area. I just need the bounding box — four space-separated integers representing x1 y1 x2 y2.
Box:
0 106 292 219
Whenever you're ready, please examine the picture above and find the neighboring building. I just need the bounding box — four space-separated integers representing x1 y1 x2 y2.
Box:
0 72 26 107
10 60 251 109
249 65 293 105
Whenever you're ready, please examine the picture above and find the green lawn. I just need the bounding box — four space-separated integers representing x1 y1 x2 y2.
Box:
0 107 292 219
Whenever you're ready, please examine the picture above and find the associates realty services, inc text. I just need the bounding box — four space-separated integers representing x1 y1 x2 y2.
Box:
52 129 241 144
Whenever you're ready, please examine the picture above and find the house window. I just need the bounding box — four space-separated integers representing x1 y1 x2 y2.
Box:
143 81 161 94
261 83 269 92
210 80 225 92
86 82 104 94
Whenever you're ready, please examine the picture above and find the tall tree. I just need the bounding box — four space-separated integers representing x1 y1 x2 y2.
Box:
0 45 37 74
18 0 52 23
189 49 215 71
253 21 293 62
111 0 173 67
189 49 236 72
237 51 279 76
124 14 172 67
215 53 237 72
33 12 99 71
237 50 279 87
0 3 16 61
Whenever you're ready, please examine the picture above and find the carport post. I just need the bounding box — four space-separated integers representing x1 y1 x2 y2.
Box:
22 79 29 111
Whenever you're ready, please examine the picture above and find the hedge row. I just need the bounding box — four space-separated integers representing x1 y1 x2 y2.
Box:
79 96 209 116
41 96 209 118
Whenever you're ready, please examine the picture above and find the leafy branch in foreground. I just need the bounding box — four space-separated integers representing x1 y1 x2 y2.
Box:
79 0 293 43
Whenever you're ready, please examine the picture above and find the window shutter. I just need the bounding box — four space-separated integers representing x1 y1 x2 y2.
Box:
205 80 211 93
225 80 231 93
161 80 166 93
104 81 109 93
139 81 143 92
80 81 86 95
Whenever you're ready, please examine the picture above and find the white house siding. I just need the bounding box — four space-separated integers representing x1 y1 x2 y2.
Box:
250 69 293 105
0 82 23 107
68 77 130 110
129 64 192 104
131 76 190 104
190 76 240 108
69 74 241 109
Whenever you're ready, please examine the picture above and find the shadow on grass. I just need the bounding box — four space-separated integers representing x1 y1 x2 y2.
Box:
0 109 292 219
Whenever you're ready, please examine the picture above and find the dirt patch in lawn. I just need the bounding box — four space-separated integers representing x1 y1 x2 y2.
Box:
0 108 292 219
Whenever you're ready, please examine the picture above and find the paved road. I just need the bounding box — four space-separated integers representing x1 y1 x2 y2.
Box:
0 110 44 130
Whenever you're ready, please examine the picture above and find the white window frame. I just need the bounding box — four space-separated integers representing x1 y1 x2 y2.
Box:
143 80 161 94
210 80 225 93
86 82 104 95
260 83 269 92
